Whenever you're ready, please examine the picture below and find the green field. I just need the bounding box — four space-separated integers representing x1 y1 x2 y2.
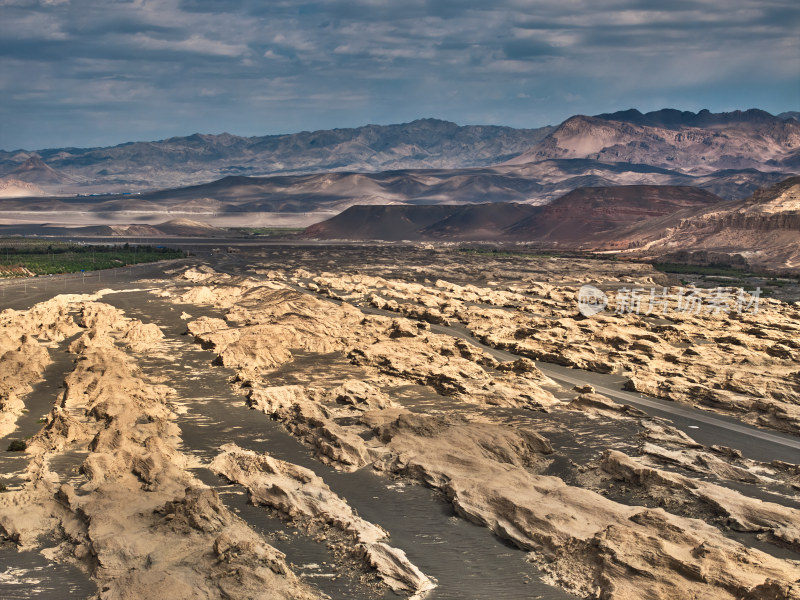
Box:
652 262 757 278
457 246 606 260
652 261 800 298
227 227 304 238
0 239 186 277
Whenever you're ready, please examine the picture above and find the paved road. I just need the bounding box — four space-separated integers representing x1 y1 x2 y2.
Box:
431 321 800 461
292 287 800 464
8 257 796 463
161 260 800 464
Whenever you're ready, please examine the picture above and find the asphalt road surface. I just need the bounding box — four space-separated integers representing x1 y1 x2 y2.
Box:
287 283 800 464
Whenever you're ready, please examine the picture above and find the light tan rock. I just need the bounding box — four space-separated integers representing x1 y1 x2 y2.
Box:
212 444 436 596
330 380 397 410
369 411 800 600
248 385 371 471
601 450 800 551
566 392 647 417
1 303 319 600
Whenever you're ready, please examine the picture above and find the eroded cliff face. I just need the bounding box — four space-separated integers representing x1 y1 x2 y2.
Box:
211 444 436 597
618 177 800 272
0 295 85 437
715 212 800 231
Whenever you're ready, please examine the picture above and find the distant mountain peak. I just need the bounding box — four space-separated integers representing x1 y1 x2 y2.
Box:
407 117 459 126
9 155 74 184
503 108 800 174
16 154 47 169
594 107 779 129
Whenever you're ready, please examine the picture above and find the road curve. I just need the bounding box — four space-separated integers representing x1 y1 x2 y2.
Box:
332 292 800 463
209 263 800 464
419 320 800 449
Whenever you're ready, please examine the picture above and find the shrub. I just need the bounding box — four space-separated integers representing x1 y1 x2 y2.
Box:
7 440 26 452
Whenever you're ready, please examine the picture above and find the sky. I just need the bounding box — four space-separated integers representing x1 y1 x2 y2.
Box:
1 0 798 150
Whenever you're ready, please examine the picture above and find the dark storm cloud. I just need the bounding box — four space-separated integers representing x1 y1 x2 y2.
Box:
0 0 797 149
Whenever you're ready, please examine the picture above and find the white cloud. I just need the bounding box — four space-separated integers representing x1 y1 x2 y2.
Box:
1 0 797 148
125 33 248 57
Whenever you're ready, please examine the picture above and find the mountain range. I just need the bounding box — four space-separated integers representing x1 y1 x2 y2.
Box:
0 120 553 194
0 107 797 269
0 109 797 203
505 109 799 174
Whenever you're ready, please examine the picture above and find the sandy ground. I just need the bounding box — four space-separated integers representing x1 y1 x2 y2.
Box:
0 211 334 228
0 245 798 600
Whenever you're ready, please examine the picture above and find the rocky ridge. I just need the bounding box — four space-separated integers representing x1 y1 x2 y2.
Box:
0 119 553 193
211 444 436 597
0 293 320 600
614 176 800 272
154 260 800 599
506 110 800 174
296 269 800 435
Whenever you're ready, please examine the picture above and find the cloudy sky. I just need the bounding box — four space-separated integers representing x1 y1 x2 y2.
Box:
1 0 798 150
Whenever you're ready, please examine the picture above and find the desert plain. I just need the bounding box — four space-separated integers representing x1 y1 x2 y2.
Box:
0 243 798 600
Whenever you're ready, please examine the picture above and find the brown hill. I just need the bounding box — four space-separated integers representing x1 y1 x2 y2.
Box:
100 220 227 237
422 203 539 240
505 186 723 242
0 219 231 238
155 218 229 237
170 197 226 213
612 177 800 272
302 185 722 242
109 224 167 236
304 202 540 241
8 155 75 185
302 205 459 240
